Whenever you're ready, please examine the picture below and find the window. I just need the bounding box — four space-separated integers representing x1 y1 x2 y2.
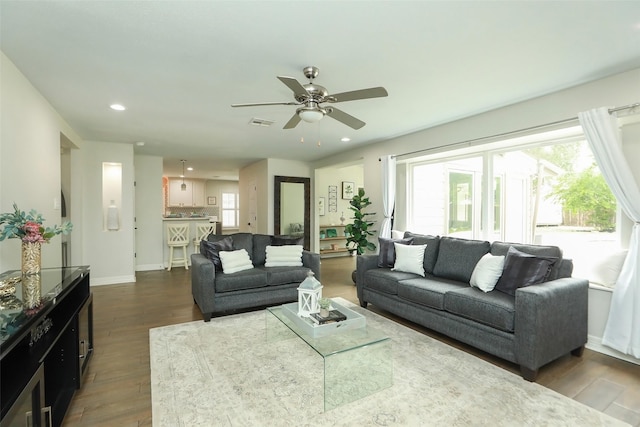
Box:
221 192 239 228
407 129 619 282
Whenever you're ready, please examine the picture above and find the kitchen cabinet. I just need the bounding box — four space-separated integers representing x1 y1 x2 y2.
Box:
191 180 206 207
168 179 205 207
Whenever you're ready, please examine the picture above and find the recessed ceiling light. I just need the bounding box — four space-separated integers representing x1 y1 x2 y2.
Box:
135 141 145 146
341 137 351 142
187 167 193 171
110 104 126 111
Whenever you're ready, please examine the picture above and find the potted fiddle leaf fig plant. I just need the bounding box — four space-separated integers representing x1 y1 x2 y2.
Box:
345 188 376 255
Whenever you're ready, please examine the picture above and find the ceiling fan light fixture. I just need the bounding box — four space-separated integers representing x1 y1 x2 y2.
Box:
298 108 324 123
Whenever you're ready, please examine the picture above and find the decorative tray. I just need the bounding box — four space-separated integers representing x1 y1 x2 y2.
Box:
280 299 366 338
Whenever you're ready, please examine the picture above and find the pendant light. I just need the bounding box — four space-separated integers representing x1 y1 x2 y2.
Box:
180 160 187 191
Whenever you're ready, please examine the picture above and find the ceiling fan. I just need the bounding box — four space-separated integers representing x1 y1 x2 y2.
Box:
231 66 388 130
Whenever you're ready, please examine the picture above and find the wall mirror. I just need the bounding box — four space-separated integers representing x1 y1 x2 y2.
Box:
274 176 310 250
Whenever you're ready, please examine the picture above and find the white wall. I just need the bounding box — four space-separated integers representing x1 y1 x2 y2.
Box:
81 141 136 285
239 160 269 234
135 155 164 271
0 52 83 272
316 164 364 227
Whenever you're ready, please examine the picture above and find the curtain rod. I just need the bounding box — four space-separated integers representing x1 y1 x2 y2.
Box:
381 102 639 161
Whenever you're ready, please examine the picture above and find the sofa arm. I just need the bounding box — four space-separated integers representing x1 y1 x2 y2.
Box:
302 250 321 280
191 253 217 321
515 277 588 378
356 254 379 303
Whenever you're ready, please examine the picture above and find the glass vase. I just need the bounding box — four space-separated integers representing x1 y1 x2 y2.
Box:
21 241 42 276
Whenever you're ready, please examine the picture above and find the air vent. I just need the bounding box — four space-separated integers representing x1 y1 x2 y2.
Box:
249 118 274 127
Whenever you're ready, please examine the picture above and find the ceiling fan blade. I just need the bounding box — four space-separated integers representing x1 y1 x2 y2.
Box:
326 107 365 130
277 76 308 95
283 113 302 129
231 101 300 107
328 87 388 103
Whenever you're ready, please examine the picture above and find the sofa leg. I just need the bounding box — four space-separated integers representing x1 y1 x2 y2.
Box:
520 366 538 382
359 300 368 308
203 313 212 322
571 345 585 357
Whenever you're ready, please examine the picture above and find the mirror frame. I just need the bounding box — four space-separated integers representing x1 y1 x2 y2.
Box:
274 175 310 250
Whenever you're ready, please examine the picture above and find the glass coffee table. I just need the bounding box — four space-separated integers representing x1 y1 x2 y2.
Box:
266 300 392 411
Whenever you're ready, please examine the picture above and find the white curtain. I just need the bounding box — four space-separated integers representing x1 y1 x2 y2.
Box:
578 107 640 358
380 155 396 239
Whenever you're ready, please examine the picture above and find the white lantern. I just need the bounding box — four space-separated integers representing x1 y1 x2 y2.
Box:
297 271 322 317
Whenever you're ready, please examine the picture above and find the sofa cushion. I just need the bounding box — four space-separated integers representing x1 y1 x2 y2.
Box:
469 253 505 293
397 277 466 310
403 232 440 274
494 246 558 296
378 236 413 267
444 287 516 333
251 234 273 266
266 266 311 286
200 236 234 271
365 269 418 295
265 245 303 267
490 241 562 280
215 268 268 292
432 237 490 282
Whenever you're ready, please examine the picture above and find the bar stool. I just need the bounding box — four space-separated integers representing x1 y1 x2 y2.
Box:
166 223 190 271
193 222 216 254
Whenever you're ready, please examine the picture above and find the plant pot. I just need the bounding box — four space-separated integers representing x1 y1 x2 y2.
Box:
320 308 329 317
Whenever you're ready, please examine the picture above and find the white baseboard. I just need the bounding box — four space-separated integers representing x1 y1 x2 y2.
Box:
587 335 640 365
136 264 165 271
90 275 136 286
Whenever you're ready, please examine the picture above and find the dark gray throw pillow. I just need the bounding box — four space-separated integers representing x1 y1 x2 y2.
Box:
494 246 558 296
200 236 234 271
432 236 490 282
377 237 414 267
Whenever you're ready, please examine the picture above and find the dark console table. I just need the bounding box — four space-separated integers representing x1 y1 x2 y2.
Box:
1 266 92 427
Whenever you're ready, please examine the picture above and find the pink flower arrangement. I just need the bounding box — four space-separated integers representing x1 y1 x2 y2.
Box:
22 221 48 243
0 203 72 243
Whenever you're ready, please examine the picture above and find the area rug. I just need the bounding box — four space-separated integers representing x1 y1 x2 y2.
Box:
150 298 624 426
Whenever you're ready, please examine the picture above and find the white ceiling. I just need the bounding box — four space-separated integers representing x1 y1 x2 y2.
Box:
2 1 639 180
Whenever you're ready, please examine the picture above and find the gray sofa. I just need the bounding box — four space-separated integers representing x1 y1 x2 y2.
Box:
191 232 321 321
356 232 588 381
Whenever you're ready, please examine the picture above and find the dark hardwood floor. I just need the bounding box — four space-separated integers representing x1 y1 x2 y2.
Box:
64 256 640 426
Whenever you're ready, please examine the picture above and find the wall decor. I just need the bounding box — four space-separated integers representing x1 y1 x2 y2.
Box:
328 185 338 212
207 196 217 205
342 181 354 199
318 197 325 216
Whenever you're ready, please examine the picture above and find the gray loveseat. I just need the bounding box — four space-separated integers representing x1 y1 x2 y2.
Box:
356 232 588 381
191 232 321 321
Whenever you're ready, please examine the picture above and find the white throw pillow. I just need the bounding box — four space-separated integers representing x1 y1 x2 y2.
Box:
392 243 426 276
470 253 505 292
578 250 627 288
265 245 303 267
219 249 254 274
